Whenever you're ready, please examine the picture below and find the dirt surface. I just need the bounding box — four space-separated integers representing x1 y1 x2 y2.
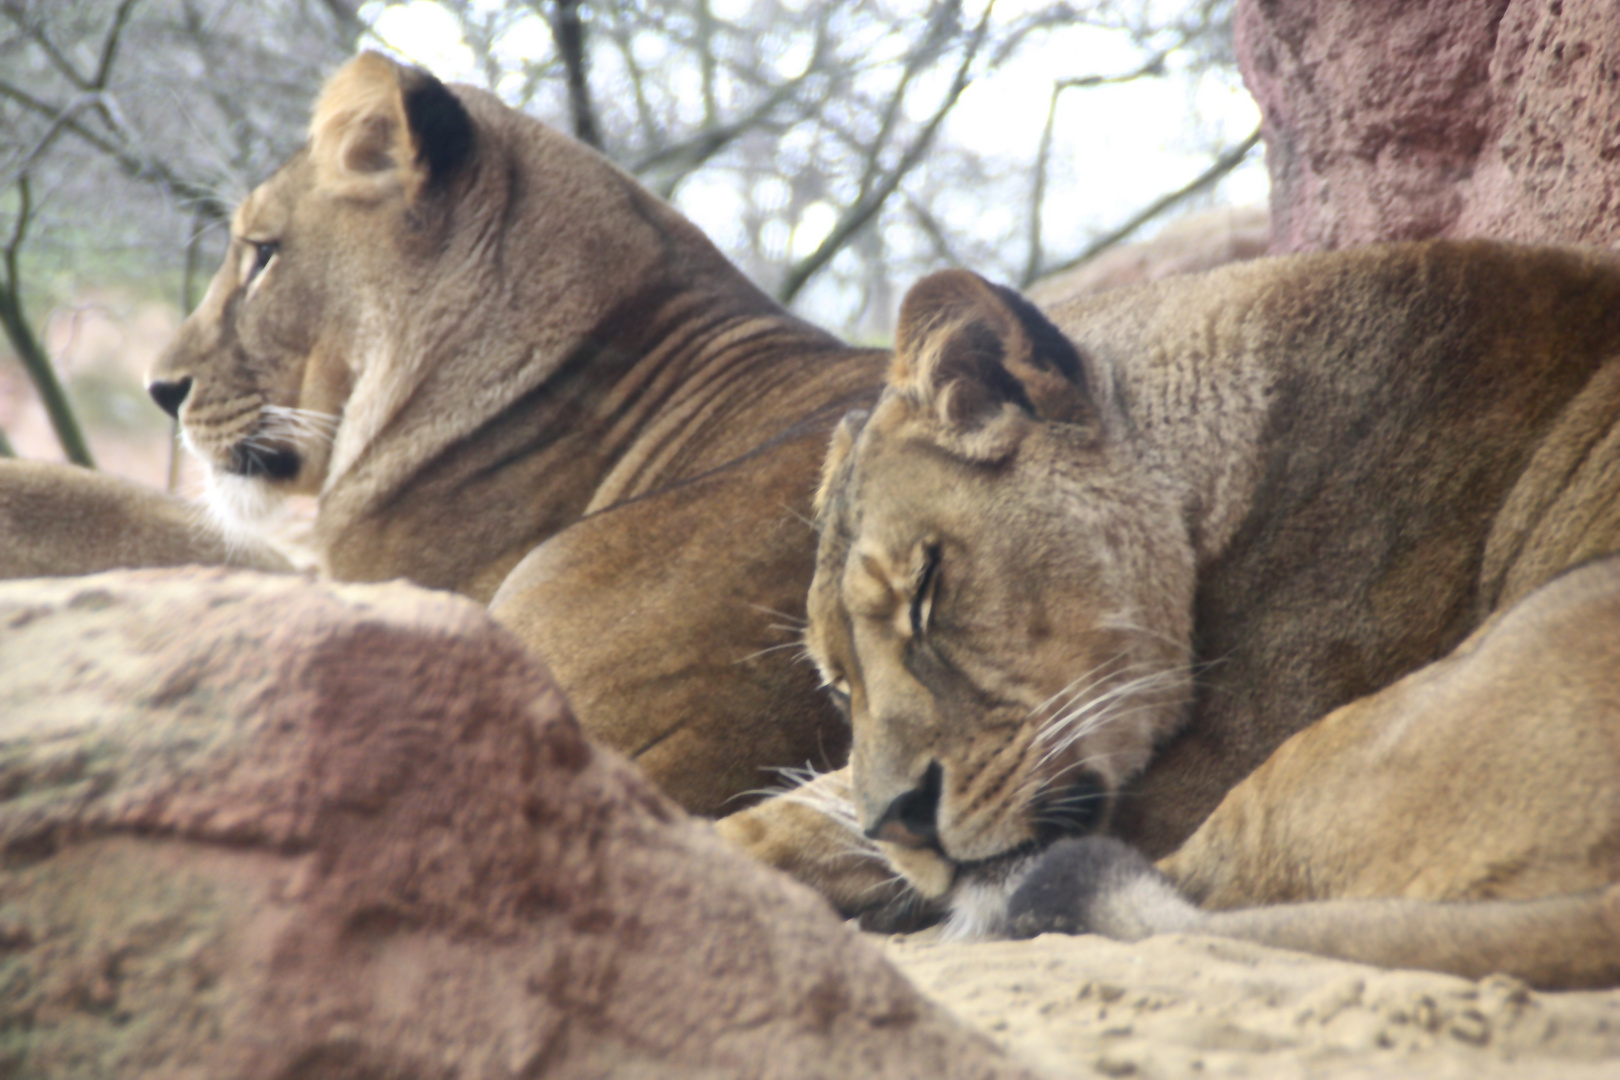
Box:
881 931 1620 1079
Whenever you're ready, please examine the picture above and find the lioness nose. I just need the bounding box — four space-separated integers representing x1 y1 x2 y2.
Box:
865 761 942 849
148 375 193 418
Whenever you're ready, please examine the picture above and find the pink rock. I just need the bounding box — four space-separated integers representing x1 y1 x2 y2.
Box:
1028 207 1271 305
1236 0 1620 252
0 570 1025 1080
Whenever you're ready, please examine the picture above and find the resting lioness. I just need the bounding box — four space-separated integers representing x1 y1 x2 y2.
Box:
7 51 884 813
718 247 1620 986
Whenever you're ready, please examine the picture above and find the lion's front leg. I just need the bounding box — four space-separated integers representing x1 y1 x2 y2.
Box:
715 765 944 932
0 460 293 578
1007 835 1620 990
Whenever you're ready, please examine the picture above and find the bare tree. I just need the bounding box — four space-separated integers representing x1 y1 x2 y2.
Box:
1 0 1253 466
0 0 358 463
379 0 1251 338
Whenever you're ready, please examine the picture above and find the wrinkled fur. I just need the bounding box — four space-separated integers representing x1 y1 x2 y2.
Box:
33 52 888 813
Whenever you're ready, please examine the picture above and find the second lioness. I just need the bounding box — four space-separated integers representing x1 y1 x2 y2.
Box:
123 52 884 813
720 243 1620 985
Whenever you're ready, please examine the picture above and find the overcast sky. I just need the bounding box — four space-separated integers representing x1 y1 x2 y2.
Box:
360 0 1266 326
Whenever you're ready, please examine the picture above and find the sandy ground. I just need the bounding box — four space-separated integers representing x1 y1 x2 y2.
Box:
879 931 1620 1079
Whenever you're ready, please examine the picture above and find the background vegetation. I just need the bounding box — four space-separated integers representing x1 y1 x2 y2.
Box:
0 0 1256 483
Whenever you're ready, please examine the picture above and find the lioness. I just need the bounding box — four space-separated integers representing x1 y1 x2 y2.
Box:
0 459 291 577
62 51 880 812
719 247 1620 986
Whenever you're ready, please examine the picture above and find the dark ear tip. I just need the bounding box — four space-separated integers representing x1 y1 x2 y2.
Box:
401 69 474 184
989 282 1087 386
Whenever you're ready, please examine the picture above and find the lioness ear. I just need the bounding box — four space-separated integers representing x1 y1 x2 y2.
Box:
311 51 472 199
890 270 1098 446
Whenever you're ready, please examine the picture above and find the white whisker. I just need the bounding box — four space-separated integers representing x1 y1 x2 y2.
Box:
733 640 811 665
747 603 807 627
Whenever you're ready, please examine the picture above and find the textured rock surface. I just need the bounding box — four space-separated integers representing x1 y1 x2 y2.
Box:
1027 207 1270 305
1237 0 1620 252
884 931 1620 1079
0 570 1025 1080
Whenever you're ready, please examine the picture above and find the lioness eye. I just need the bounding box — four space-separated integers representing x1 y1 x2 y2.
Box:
910 544 941 639
247 240 279 283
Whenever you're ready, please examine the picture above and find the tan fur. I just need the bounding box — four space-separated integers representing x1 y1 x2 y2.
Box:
12 52 885 813
719 245 1620 984
0 460 290 579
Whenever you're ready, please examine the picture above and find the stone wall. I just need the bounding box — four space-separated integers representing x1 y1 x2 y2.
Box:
1237 0 1620 252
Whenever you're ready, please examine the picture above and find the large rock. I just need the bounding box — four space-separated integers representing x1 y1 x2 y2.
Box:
1237 0 1620 252
0 570 1026 1080
1026 207 1270 306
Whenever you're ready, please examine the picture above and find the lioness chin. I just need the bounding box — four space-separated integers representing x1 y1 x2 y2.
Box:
719 247 1620 987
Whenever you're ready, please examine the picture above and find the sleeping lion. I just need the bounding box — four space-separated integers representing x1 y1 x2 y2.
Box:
2 52 886 815
718 247 1620 988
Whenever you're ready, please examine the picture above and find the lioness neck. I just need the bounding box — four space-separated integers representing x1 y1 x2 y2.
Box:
1063 240 1620 855
315 115 879 601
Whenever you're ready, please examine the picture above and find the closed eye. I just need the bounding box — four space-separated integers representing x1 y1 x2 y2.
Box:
246 240 279 285
910 543 941 639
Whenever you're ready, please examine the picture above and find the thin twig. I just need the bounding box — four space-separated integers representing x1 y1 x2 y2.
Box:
1021 53 1174 287
1039 125 1262 282
0 79 230 220
0 175 95 467
777 0 996 305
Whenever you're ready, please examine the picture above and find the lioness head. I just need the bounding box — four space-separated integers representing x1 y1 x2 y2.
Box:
146 53 478 532
146 52 692 552
807 270 1195 930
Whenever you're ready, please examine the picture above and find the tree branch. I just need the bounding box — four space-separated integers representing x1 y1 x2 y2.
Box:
1038 125 1262 282
92 0 143 90
1020 52 1178 287
0 79 229 220
904 191 964 268
548 0 601 150
0 175 94 467
777 0 995 305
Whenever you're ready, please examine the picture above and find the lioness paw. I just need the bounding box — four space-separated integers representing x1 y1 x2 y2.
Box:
1007 836 1202 942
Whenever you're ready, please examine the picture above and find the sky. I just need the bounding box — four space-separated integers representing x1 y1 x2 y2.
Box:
356 0 1267 327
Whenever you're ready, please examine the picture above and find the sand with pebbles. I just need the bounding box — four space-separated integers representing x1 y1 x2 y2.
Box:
879 931 1620 1079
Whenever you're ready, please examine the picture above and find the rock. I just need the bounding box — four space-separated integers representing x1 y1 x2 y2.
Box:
1236 0 1620 252
1026 207 1270 306
0 569 1026 1080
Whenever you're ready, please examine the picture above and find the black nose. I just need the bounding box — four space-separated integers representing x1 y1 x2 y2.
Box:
866 760 942 849
148 375 193 418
